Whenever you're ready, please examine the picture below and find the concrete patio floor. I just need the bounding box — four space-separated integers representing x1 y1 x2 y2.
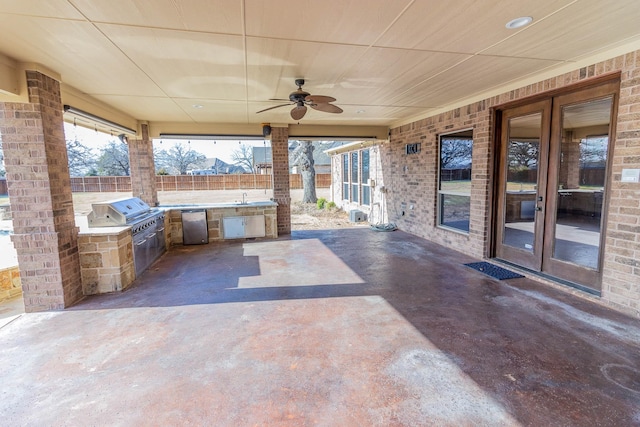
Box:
1 228 639 426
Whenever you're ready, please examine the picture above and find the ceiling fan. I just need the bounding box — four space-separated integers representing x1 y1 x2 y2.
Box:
256 79 343 120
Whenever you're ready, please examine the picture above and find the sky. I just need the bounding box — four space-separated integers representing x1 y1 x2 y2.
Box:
64 122 269 164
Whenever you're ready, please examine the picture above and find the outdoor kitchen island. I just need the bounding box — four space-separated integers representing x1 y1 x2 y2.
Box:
165 200 278 246
76 200 278 296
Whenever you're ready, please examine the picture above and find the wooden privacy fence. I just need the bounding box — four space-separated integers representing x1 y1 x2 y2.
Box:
70 173 331 193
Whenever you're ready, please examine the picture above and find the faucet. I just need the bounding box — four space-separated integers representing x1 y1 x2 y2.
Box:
242 192 248 204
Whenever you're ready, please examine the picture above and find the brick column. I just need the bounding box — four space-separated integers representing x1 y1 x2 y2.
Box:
128 123 158 206
271 126 291 234
559 132 581 189
0 71 83 311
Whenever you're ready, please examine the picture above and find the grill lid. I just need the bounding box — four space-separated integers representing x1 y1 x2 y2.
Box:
87 197 151 227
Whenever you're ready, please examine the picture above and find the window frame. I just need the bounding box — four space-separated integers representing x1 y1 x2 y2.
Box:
351 151 359 204
340 148 371 206
342 153 349 201
437 129 474 234
361 148 371 206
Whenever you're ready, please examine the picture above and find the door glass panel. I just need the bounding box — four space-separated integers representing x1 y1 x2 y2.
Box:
503 113 542 251
552 97 611 269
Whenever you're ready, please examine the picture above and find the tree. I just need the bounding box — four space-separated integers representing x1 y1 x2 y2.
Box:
155 143 206 175
440 138 473 169
508 140 539 169
580 136 607 167
231 144 254 173
66 139 96 176
291 140 317 203
97 140 130 176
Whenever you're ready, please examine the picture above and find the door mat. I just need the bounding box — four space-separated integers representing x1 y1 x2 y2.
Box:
464 262 524 280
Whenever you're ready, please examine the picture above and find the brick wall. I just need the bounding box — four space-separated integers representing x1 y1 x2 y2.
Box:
271 127 291 234
387 103 491 257
0 71 83 311
129 124 158 206
604 52 640 313
384 51 640 315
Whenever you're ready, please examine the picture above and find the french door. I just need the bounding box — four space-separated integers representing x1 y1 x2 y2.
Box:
495 81 618 291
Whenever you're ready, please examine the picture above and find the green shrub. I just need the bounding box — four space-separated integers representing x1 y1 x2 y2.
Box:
327 201 336 209
316 197 327 209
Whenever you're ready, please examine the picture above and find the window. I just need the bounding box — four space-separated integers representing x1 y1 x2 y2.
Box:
341 147 371 206
351 151 359 203
438 130 473 233
342 154 349 200
361 149 370 206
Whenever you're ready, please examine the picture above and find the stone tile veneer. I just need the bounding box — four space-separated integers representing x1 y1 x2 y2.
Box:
0 266 21 301
168 204 278 246
78 228 135 295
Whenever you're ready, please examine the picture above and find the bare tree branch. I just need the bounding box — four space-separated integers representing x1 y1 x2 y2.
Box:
156 143 207 174
97 140 130 176
231 144 254 173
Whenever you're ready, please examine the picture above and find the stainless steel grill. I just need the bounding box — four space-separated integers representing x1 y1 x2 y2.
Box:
87 197 165 277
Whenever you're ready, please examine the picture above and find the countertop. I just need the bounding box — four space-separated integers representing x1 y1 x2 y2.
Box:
75 215 130 235
158 200 278 209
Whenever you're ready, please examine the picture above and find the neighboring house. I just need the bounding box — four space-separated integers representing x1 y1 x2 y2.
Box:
289 141 345 174
186 169 217 176
191 157 246 175
252 147 272 175
327 141 381 224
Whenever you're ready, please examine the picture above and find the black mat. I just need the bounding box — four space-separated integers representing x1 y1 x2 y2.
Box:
464 262 524 280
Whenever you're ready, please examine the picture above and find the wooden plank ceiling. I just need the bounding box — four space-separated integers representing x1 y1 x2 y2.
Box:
0 0 639 128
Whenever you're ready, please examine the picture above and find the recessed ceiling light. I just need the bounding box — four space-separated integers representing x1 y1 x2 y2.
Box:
506 16 533 29
192 104 203 109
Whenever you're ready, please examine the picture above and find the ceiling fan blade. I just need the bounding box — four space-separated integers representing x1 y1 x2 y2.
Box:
256 103 292 114
291 105 307 120
310 103 343 114
306 95 336 104
269 98 290 101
